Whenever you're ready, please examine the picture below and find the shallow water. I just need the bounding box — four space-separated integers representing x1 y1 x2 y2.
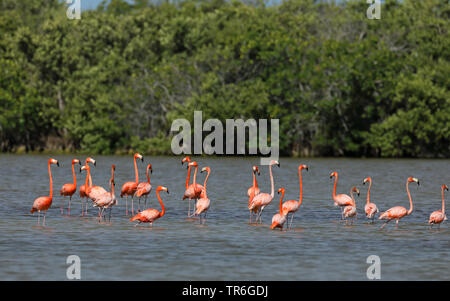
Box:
0 155 449 280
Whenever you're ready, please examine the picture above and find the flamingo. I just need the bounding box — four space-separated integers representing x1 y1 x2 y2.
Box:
136 164 152 211
120 153 144 215
363 177 379 222
79 157 96 216
379 177 419 230
428 184 448 228
181 156 204 216
330 171 353 219
343 187 359 225
130 186 168 227
30 158 59 226
183 160 203 217
92 164 117 223
248 165 260 223
270 188 287 230
249 160 280 224
281 164 308 229
59 158 81 215
195 166 211 224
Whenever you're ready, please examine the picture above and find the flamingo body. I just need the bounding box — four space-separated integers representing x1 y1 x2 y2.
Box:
183 183 203 200
136 182 152 198
428 211 446 225
130 209 162 224
334 194 353 207
379 206 408 220
270 213 286 230
60 184 76 197
31 196 52 213
196 197 210 216
365 203 379 219
120 182 138 198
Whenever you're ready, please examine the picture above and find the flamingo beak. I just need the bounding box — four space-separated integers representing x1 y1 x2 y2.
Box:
166 188 169 194
277 162 280 167
56 161 59 167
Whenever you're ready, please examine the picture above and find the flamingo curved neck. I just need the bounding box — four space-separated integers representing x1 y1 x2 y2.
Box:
442 187 446 215
85 167 90 194
269 164 275 198
252 172 258 188
192 165 198 187
48 162 53 200
298 169 303 206
134 156 139 184
157 190 165 217
71 162 76 187
279 190 284 214
366 179 372 204
332 174 338 200
185 165 191 189
350 190 356 207
202 170 210 198
406 181 414 215
147 167 151 184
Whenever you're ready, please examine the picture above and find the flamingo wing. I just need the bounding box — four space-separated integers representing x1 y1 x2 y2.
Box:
429 211 445 224
379 206 407 220
334 194 353 206
60 183 76 196
136 182 152 197
196 197 210 215
271 213 286 229
31 196 52 212
282 200 299 215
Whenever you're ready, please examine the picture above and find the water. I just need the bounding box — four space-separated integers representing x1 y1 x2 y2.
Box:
0 155 449 280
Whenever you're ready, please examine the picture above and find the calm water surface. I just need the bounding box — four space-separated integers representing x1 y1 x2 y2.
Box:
0 155 449 280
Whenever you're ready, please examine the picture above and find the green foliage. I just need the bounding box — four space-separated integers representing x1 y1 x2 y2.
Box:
0 0 448 157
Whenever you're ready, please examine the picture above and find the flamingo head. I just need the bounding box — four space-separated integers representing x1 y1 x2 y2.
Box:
201 166 210 174
49 158 59 167
252 166 260 175
408 177 419 186
135 153 144 162
147 164 152 174
112 164 116 171
277 187 285 194
157 186 169 194
72 159 81 165
188 161 198 169
299 164 308 171
352 186 360 196
181 156 191 165
81 165 89 172
330 171 337 179
270 160 280 167
442 184 448 191
86 157 96 167
363 177 371 185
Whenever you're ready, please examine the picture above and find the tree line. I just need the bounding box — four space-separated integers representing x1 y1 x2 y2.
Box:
0 0 448 157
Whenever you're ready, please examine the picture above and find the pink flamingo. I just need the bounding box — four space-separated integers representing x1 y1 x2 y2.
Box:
30 158 59 226
363 177 379 222
330 171 353 219
343 187 359 225
248 165 260 223
120 153 144 215
130 186 168 227
135 164 152 211
60 158 81 215
249 160 280 224
379 177 419 229
79 157 96 216
195 166 211 224
183 160 203 216
281 164 308 229
92 164 117 222
270 188 287 230
182 156 204 216
428 184 448 228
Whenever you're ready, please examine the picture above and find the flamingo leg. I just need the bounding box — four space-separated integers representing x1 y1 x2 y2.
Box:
61 198 64 215
131 197 134 215
43 211 46 226
257 206 265 224
38 210 40 225
379 219 391 230
85 197 88 216
138 197 141 212
188 199 191 217
125 196 128 215
289 213 295 229
144 195 147 209
68 196 72 216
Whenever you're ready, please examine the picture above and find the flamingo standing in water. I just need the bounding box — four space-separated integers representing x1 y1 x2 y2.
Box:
92 164 117 222
182 156 203 216
343 187 359 225
363 177 379 222
249 160 280 224
428 184 448 228
270 188 287 230
183 160 203 217
248 166 260 223
282 164 308 229
60 159 81 215
330 171 353 219
120 153 144 215
136 164 152 211
79 157 96 216
130 186 168 227
195 166 211 224
379 177 419 229
30 158 59 226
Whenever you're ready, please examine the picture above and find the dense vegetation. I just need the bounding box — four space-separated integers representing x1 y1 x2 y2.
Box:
0 0 448 157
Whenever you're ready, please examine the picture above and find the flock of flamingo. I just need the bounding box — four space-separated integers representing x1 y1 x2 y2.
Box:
30 154 448 230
